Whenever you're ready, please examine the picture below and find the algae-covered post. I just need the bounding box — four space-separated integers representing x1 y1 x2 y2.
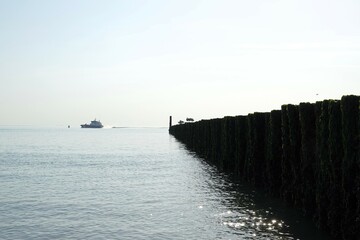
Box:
299 103 316 217
281 105 293 204
287 104 302 207
251 112 266 187
233 115 248 180
315 100 331 230
340 95 359 239
244 113 255 183
327 100 343 239
265 110 282 197
221 116 236 173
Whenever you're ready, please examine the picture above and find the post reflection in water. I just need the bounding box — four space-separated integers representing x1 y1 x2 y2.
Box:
178 144 330 240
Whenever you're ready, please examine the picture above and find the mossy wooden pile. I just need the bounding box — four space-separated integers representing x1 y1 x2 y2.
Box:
169 95 359 240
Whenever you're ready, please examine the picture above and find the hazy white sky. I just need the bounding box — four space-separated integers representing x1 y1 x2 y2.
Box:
1 0 359 127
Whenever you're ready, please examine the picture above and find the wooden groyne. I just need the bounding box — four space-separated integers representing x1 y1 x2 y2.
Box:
169 95 359 239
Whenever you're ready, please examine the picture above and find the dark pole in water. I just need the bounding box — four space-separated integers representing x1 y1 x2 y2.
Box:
169 116 172 130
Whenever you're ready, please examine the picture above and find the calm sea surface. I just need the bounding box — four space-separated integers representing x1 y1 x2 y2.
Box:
0 127 330 240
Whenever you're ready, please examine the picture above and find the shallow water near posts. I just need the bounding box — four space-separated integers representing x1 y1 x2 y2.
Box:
0 127 331 239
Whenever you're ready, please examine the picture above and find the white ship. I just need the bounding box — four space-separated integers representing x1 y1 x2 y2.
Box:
81 119 104 128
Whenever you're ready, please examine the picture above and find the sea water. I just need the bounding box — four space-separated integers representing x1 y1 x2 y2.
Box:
0 127 330 239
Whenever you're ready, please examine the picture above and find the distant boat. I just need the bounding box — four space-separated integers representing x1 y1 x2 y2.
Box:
81 119 104 128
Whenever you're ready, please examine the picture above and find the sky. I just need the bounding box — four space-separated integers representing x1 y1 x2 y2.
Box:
0 0 359 127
